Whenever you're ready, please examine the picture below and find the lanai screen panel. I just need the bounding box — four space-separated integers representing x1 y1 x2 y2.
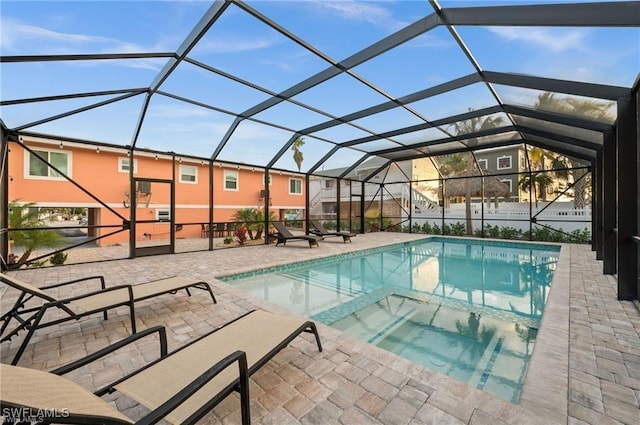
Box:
290 72 393 118
27 95 148 146
351 26 478 100
253 101 335 132
215 121 298 167
271 136 337 174
244 0 431 61
407 83 500 122
349 107 429 137
136 94 238 158
158 61 272 115
494 86 618 124
187 2 333 93
457 26 640 87
511 116 604 147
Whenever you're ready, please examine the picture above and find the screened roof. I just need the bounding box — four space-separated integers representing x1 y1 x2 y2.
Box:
1 0 638 181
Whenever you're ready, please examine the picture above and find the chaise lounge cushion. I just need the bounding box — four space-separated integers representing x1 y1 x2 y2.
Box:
114 310 319 424
0 364 134 425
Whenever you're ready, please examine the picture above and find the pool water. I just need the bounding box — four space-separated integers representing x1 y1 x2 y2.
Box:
220 237 560 402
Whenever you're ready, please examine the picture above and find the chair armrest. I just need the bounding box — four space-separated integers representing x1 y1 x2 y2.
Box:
41 275 106 290
134 350 249 425
51 326 168 376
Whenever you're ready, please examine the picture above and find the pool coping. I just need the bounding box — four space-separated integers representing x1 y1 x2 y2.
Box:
518 242 571 424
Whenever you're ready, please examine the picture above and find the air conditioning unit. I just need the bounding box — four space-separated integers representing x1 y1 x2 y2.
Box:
260 189 267 199
138 180 151 194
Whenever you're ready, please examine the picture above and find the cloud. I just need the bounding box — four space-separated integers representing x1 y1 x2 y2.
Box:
0 17 165 70
489 27 587 52
195 36 279 54
307 0 408 30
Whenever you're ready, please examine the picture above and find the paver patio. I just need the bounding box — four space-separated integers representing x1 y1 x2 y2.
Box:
1 233 638 424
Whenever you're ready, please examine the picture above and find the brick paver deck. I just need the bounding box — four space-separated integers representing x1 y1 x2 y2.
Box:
1 233 638 424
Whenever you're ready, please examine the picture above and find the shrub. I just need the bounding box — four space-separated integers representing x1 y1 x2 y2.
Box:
450 222 466 236
235 226 247 245
49 251 68 266
412 223 422 233
499 226 522 240
442 223 451 235
223 236 234 245
421 222 432 234
431 224 441 235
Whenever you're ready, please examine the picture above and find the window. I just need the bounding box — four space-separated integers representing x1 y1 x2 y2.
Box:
325 180 334 188
500 179 513 193
224 170 238 191
289 178 302 195
118 157 138 174
25 149 70 179
477 159 488 170
156 209 171 222
179 165 197 184
497 155 512 170
520 154 527 169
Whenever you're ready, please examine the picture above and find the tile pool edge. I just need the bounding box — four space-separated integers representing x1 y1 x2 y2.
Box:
218 235 561 282
518 243 571 423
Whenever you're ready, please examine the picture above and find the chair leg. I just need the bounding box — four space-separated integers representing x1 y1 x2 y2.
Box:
11 307 47 365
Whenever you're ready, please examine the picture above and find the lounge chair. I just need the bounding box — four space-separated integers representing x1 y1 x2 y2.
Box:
0 273 217 365
272 222 322 248
0 310 322 425
309 219 356 243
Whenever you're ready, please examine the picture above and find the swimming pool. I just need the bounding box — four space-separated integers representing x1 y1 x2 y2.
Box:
219 237 560 402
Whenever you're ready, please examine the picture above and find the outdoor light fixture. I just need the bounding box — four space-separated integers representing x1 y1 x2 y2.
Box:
155 154 158 160
96 146 100 154
59 141 64 149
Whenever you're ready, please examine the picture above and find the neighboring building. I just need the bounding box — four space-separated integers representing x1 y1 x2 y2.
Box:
309 157 441 225
8 136 306 246
447 145 567 203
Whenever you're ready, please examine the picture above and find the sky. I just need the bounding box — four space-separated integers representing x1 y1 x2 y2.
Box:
1 0 638 173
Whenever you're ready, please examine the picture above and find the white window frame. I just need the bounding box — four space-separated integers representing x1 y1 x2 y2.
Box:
477 159 488 170
24 148 71 180
179 164 198 184
156 209 171 222
289 178 303 195
118 157 138 174
500 179 513 193
497 155 512 170
224 170 239 191
520 154 527 170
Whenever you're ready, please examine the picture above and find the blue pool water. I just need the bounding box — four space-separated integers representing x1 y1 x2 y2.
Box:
220 237 560 402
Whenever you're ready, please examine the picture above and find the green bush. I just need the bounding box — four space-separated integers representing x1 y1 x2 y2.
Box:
499 226 522 240
421 222 432 234
431 224 441 235
49 251 68 266
450 222 466 236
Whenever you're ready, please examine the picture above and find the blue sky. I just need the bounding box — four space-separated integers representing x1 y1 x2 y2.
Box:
1 1 638 172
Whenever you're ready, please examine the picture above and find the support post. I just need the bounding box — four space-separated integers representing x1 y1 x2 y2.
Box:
0 129 9 271
602 131 617 275
616 94 638 300
594 151 603 260
336 178 341 231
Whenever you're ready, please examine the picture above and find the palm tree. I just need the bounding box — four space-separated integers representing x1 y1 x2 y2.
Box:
518 172 553 207
8 201 65 267
291 136 305 172
232 208 276 240
443 111 506 235
533 93 614 208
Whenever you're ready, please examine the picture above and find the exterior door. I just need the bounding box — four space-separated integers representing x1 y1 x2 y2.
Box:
130 178 174 258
